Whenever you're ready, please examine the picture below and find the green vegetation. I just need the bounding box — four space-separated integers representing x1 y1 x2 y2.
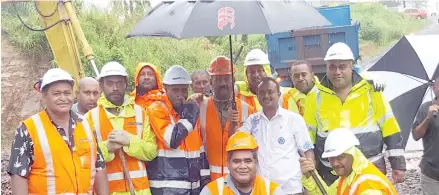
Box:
351 3 431 59
1 2 431 86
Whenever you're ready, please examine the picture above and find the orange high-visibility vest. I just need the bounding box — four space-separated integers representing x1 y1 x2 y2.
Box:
89 105 149 193
206 175 278 195
337 162 397 195
199 97 255 180
24 110 97 194
146 99 208 193
237 94 260 111
280 91 303 115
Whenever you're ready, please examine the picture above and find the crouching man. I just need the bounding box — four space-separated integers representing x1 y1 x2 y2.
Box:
200 131 284 195
299 128 397 195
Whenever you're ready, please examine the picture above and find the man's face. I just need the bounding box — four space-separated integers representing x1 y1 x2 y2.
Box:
291 64 314 94
246 65 267 91
101 76 127 106
211 75 233 100
327 60 353 89
329 153 353 177
138 66 158 92
43 81 74 114
257 81 280 110
164 84 189 109
191 73 211 94
77 83 100 111
228 150 257 184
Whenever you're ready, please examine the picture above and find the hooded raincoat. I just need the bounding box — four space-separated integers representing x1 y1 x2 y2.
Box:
301 146 397 195
236 64 290 111
146 93 210 195
130 63 165 109
85 94 158 195
304 72 406 184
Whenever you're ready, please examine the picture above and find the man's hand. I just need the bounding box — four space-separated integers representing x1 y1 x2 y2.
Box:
299 157 315 178
188 93 204 106
426 104 439 120
227 107 239 123
106 141 123 153
392 169 406 184
108 130 131 146
367 79 386 92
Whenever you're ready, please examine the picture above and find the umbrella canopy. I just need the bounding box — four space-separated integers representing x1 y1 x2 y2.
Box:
127 0 331 39
367 35 439 151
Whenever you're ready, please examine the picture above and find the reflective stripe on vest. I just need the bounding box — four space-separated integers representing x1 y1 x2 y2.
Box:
210 166 229 174
149 180 200 189
349 174 395 195
314 90 384 168
31 113 95 194
91 105 146 181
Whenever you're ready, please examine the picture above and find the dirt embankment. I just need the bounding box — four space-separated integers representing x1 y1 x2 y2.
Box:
1 33 51 193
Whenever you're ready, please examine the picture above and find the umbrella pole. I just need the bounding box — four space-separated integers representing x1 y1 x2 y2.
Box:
229 35 238 125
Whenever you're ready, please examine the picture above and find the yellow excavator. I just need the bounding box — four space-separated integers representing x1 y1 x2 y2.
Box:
1 0 99 89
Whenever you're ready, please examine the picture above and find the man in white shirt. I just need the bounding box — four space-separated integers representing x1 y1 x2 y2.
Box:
239 77 315 195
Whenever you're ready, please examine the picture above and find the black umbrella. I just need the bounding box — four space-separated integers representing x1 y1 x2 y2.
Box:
127 0 331 109
367 35 439 150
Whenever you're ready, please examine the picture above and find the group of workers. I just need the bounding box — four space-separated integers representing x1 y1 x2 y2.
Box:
7 41 416 195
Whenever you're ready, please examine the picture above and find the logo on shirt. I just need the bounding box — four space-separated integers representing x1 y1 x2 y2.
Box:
278 137 285 145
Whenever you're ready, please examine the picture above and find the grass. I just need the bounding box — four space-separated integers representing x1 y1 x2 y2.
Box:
351 3 431 60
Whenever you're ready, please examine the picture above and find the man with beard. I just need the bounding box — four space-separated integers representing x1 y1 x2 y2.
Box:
8 68 108 195
239 77 314 195
304 42 406 185
147 65 210 195
191 69 212 97
130 63 164 109
72 77 100 116
236 49 290 111
85 61 158 195
198 56 255 181
200 131 283 195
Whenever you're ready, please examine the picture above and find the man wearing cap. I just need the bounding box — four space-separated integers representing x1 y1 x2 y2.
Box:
85 61 158 195
130 62 165 109
146 65 210 195
236 49 291 111
299 128 397 195
8 68 108 194
304 42 406 185
200 131 284 195
197 56 256 181
72 77 100 116
240 77 314 195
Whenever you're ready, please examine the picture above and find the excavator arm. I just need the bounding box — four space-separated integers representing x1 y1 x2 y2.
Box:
1 0 100 88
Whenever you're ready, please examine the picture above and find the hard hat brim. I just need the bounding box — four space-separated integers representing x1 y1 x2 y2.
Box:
225 146 258 152
321 150 344 159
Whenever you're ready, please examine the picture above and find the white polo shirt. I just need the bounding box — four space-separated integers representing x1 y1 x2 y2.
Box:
239 107 314 194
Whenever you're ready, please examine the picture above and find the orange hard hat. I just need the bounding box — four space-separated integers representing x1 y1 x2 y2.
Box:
208 56 235 75
226 131 258 152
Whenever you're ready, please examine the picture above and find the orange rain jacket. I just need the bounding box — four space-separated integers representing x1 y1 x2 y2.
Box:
130 63 165 109
147 94 210 195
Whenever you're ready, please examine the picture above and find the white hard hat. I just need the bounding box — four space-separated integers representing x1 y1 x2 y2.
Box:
98 61 128 80
40 68 74 90
322 128 360 158
244 49 270 66
324 42 355 61
163 65 192 85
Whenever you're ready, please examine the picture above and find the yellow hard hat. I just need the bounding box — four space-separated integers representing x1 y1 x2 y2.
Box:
226 131 258 151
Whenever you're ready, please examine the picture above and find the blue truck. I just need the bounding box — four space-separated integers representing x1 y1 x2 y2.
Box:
265 4 360 87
